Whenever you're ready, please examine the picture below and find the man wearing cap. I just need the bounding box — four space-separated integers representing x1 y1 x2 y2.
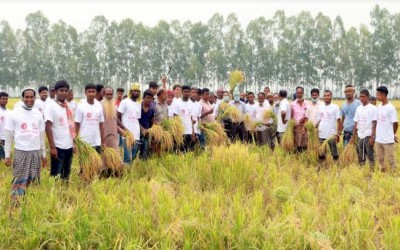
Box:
4 87 47 205
339 84 361 146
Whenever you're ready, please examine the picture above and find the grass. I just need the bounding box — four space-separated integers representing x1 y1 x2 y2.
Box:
1 98 400 249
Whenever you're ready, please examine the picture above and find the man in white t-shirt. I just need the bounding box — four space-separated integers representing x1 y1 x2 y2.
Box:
117 84 142 164
375 86 398 172
33 86 50 116
254 92 275 149
174 85 195 152
277 90 291 144
190 87 202 142
75 84 106 154
351 89 377 169
244 92 257 142
4 87 46 205
45 80 75 180
0 92 9 159
316 90 341 161
67 89 77 114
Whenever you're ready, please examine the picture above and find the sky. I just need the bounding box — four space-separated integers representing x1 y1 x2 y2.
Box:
0 0 399 32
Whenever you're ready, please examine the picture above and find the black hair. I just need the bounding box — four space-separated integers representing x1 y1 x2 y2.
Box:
345 84 354 89
0 92 9 98
117 88 124 93
279 90 287 98
149 81 158 89
182 85 191 91
370 96 377 101
202 88 210 94
38 86 48 93
156 88 166 97
310 88 320 95
258 92 266 97
247 92 254 96
22 89 36 97
85 83 97 91
376 86 389 96
96 84 104 93
198 89 203 95
324 90 332 95
143 90 154 99
296 86 304 92
359 89 370 97
55 80 70 90
173 84 182 90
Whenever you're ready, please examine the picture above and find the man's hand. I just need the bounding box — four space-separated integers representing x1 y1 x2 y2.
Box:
335 135 340 144
142 129 148 136
161 76 167 85
207 109 214 115
4 157 11 166
369 136 375 146
50 147 58 159
73 143 77 154
41 157 47 168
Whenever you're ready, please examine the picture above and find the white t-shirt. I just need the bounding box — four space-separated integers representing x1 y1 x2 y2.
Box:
354 103 378 139
190 100 202 134
245 102 258 120
5 107 44 151
277 98 291 133
214 99 222 118
45 101 74 149
33 98 49 115
317 103 340 139
167 105 174 118
254 102 272 131
0 108 8 140
67 100 78 113
75 100 105 146
376 103 398 144
117 98 141 141
174 99 194 135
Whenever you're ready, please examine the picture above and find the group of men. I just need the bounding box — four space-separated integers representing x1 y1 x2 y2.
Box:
0 78 398 204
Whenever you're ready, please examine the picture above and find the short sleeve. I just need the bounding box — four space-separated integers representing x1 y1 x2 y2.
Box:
335 106 341 120
44 103 53 123
4 111 14 131
390 106 398 123
74 105 83 123
371 107 378 121
117 100 125 114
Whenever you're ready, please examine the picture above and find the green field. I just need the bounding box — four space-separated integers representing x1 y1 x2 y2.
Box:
1 99 400 249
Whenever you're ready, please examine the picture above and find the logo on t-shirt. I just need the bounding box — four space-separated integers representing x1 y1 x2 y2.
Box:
0 116 4 122
21 123 27 130
59 117 65 125
32 122 38 130
87 112 92 119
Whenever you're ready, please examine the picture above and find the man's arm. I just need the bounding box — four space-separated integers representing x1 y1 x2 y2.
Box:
45 121 57 159
117 112 125 130
99 122 106 147
75 122 80 137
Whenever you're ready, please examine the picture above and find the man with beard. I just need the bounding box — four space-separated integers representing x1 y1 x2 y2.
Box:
45 80 75 181
340 85 361 146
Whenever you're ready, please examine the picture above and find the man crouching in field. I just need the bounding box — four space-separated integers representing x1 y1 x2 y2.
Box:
4 87 47 206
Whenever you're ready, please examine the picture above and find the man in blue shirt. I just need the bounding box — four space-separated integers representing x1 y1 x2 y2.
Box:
138 90 155 160
340 85 361 146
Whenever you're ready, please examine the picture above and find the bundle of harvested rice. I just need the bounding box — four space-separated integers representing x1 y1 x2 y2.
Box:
243 113 256 132
318 136 336 165
339 139 358 166
280 120 296 152
123 130 135 149
74 137 102 181
103 147 123 173
200 122 228 146
161 117 185 146
262 109 277 125
305 121 319 162
220 106 242 123
148 124 165 144
229 70 245 92
160 132 174 151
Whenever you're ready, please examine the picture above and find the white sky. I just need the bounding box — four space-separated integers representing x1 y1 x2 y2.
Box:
0 0 399 32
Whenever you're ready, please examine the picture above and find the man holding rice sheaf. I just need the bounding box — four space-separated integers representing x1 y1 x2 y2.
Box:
291 86 310 153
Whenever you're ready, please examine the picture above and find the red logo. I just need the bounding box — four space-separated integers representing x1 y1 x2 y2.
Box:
182 110 185 115
21 123 27 130
59 117 65 123
87 112 92 118
0 116 4 121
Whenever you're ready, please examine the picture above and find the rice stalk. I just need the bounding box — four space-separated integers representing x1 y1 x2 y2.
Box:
161 116 185 146
200 122 228 146
74 137 102 182
220 106 242 123
280 120 296 152
103 147 123 173
229 70 245 92
305 121 319 163
318 136 336 166
339 138 358 166
123 130 135 150
262 109 277 125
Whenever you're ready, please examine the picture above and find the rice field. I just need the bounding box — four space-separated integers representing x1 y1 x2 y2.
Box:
1 98 400 249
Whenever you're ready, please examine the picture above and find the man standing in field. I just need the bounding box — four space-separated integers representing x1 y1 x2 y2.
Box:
199 88 215 147
316 90 341 161
75 84 106 154
305 88 322 126
66 89 77 114
291 86 310 152
0 92 9 160
174 85 195 152
33 86 49 115
4 87 47 205
115 87 124 108
117 84 141 164
254 92 274 149
190 87 202 145
276 90 291 144
340 85 361 146
154 88 169 124
138 91 155 160
244 92 257 142
351 89 377 169
375 86 398 172
45 80 75 181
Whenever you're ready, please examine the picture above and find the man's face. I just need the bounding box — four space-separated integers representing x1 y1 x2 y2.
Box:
182 89 191 100
217 89 224 99
174 87 182 98
117 91 124 100
311 92 319 100
96 89 104 101
67 90 74 101
104 88 114 101
166 95 174 105
267 95 273 103
240 92 246 100
144 95 153 105
324 92 332 103
50 89 56 99
39 90 48 101
258 94 265 104
23 90 36 108
370 99 377 105
264 87 270 95
273 94 279 103
159 91 167 102
247 94 255 103
202 91 209 102
344 88 354 100
190 89 198 100
56 87 69 102
150 87 158 96
0 96 8 107
359 93 369 105
130 90 140 99
376 91 384 102
296 88 304 100
85 88 97 102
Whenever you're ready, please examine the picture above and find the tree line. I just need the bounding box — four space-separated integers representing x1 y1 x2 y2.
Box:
0 5 399 98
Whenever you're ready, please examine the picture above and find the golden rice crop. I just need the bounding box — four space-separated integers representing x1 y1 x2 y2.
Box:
161 117 185 146
229 70 245 92
160 132 174 151
318 136 336 166
339 138 358 166
220 106 242 123
262 109 277 124
103 147 123 173
74 137 102 182
280 120 296 152
148 124 165 144
243 113 256 132
200 122 228 146
305 121 319 163
123 130 135 150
